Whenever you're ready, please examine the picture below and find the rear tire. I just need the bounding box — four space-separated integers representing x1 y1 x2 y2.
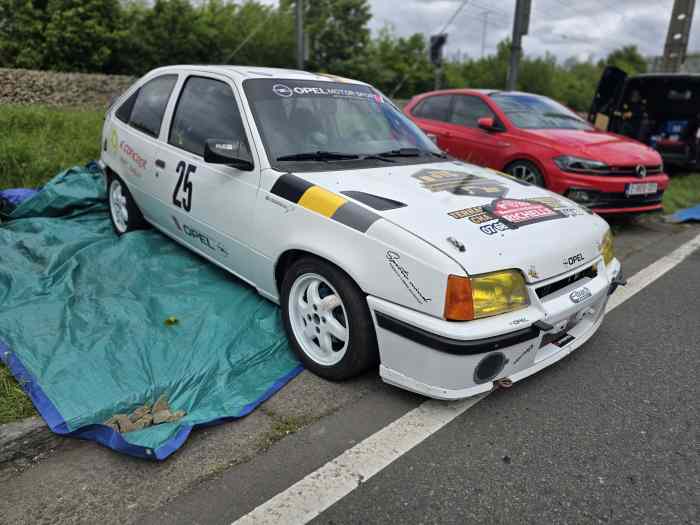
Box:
106 171 148 236
281 256 378 381
506 160 546 187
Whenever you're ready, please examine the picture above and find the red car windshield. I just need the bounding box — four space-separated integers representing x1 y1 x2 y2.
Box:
491 93 592 131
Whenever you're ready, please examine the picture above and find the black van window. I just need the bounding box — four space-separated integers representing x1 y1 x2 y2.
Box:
169 76 248 157
128 75 178 137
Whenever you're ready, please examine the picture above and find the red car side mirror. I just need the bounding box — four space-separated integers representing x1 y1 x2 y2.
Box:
477 117 496 131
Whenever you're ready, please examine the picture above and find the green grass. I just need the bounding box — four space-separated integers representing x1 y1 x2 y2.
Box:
0 363 36 424
0 104 104 190
662 172 700 214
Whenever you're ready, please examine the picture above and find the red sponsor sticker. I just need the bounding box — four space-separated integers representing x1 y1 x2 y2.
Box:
489 199 560 226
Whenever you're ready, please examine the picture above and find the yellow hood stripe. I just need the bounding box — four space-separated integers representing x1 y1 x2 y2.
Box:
298 186 347 218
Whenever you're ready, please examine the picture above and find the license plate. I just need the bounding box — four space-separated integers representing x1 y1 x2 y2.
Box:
626 182 658 196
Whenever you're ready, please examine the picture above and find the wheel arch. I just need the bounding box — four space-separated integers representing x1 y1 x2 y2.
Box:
502 157 551 187
274 248 366 300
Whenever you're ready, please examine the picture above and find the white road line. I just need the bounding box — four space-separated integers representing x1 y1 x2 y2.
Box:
234 231 700 525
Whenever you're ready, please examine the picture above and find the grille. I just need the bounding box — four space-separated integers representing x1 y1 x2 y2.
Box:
536 265 597 299
604 164 663 176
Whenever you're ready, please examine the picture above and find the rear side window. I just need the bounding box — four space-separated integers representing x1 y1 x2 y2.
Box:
115 90 138 123
127 75 178 137
169 76 248 157
412 95 452 122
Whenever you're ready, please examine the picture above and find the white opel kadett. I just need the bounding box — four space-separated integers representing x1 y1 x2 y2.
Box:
100 66 624 399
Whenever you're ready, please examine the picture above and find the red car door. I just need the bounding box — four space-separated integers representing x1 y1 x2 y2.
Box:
442 94 510 168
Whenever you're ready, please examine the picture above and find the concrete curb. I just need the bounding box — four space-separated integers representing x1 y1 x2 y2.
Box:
0 417 61 466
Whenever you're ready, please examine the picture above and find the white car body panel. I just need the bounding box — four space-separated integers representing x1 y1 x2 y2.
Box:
101 65 622 399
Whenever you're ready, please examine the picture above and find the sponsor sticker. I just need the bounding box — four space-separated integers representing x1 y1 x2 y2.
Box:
487 198 562 228
413 169 509 197
569 287 592 304
386 251 432 305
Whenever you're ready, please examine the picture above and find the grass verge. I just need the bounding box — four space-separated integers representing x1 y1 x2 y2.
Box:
0 363 36 425
662 172 700 214
0 104 104 190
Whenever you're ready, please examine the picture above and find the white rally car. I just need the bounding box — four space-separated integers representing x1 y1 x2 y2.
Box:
100 66 625 399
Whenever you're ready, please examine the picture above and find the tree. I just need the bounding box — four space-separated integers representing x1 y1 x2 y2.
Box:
42 0 123 72
600 45 647 75
0 0 47 69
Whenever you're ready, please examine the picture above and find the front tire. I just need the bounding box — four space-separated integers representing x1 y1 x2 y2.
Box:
281 256 378 381
106 172 148 236
506 160 546 187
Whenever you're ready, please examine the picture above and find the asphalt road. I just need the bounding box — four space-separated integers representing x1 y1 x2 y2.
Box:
312 253 700 524
1 218 699 525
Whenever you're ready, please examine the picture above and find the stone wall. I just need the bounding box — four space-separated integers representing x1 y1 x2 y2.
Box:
0 68 136 107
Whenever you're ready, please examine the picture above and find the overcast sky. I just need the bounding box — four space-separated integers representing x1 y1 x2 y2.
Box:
264 0 698 63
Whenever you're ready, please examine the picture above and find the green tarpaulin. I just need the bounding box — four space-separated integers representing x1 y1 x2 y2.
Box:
0 165 302 460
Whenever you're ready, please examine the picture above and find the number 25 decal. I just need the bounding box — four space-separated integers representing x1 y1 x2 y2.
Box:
173 161 195 212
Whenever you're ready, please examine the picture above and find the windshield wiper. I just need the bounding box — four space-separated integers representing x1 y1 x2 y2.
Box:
375 148 447 159
276 151 360 162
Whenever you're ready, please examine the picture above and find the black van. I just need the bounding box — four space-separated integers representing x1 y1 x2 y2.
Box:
588 66 700 168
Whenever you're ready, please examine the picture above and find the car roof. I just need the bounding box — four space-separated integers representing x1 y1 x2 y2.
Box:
416 88 503 98
147 65 368 85
630 72 700 80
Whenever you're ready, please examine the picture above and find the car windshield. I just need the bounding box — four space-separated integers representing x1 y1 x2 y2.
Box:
243 78 442 169
491 93 592 130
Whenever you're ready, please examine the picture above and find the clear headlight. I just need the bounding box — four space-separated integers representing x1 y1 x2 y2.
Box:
554 155 608 173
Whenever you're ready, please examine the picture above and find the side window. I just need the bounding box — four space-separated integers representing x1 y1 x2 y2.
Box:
115 90 138 123
413 95 452 122
128 75 178 137
450 96 494 128
169 76 248 157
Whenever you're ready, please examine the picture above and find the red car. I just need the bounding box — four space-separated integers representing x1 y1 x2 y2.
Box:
404 89 669 214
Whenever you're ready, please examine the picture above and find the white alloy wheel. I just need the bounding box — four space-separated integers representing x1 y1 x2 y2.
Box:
288 273 349 366
109 179 129 233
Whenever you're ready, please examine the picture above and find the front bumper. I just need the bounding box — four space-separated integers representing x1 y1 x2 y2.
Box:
368 258 622 400
546 168 668 214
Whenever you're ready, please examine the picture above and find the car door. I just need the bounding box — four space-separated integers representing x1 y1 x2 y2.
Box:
442 94 506 167
408 94 453 151
154 74 261 284
588 65 627 132
108 74 179 211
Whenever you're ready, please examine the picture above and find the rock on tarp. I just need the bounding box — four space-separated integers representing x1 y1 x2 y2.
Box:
0 165 302 460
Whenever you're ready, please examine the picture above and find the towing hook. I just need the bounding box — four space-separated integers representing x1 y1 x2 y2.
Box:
608 272 627 296
494 377 513 389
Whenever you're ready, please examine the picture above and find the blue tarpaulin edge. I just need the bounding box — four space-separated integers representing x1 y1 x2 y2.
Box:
1 338 304 460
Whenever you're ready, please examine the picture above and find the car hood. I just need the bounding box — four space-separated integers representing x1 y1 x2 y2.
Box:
296 160 609 282
525 129 660 165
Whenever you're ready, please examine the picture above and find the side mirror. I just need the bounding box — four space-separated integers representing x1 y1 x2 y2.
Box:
204 139 254 171
477 117 498 132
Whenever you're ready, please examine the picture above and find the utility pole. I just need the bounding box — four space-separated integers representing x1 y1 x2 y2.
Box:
296 0 304 70
481 12 489 58
660 0 695 72
430 33 448 90
506 0 531 91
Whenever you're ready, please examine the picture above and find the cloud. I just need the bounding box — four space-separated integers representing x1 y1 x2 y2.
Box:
367 0 695 63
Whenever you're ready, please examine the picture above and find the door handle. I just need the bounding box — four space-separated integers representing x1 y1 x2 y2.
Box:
156 159 166 169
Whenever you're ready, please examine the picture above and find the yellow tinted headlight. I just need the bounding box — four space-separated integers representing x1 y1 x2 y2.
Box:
471 270 529 319
601 230 614 266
